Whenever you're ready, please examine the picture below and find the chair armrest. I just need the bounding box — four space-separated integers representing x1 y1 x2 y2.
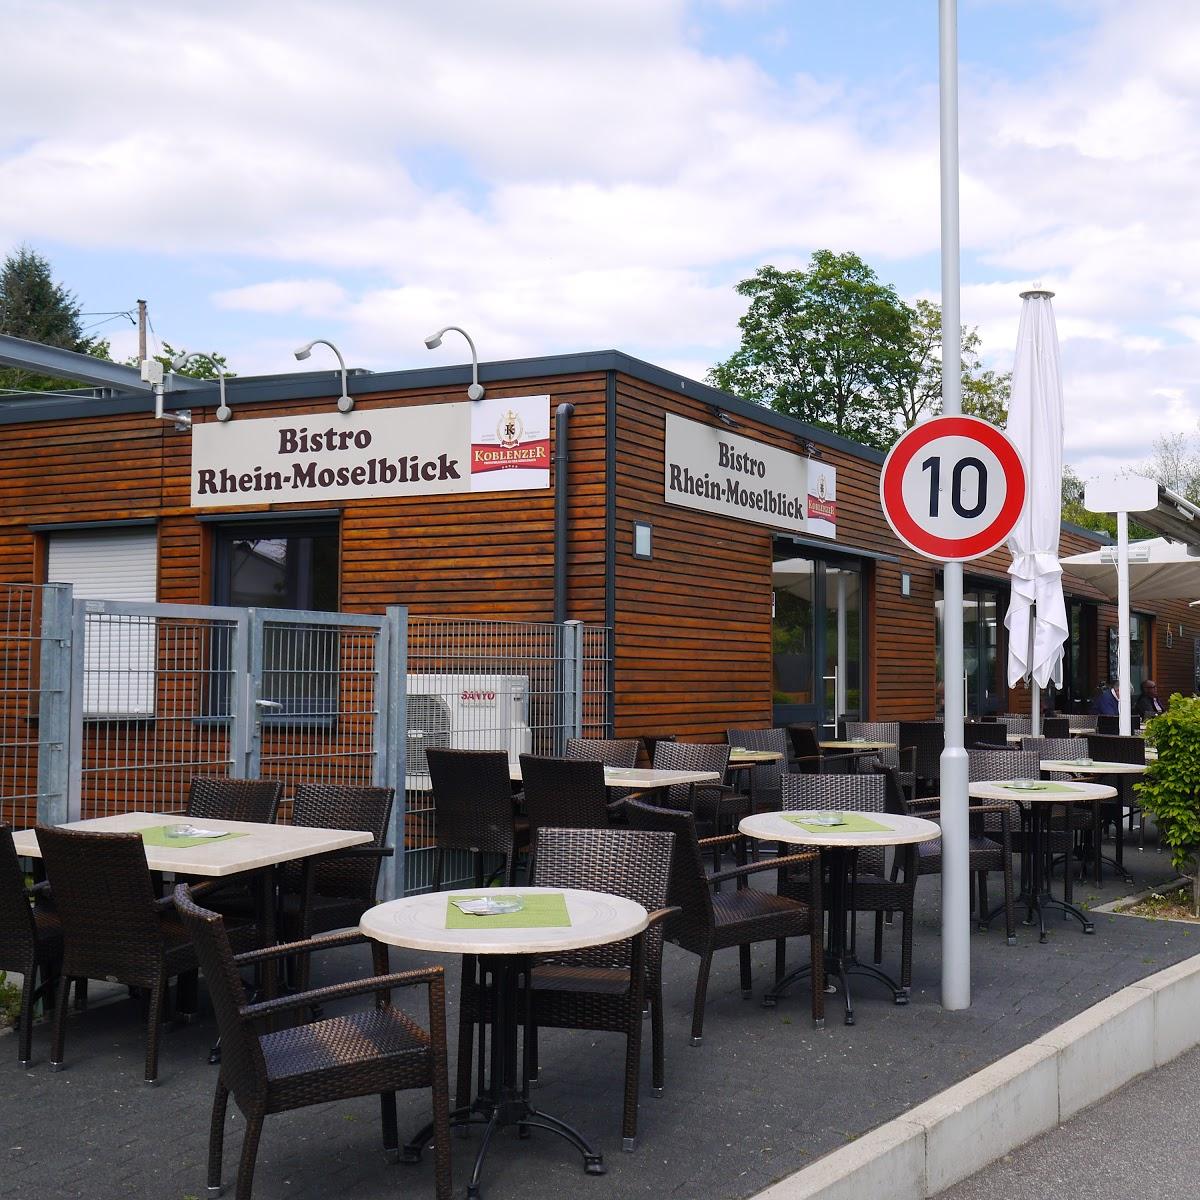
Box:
906 796 941 812
698 832 740 849
156 878 227 912
644 905 682 928
241 964 445 1022
712 849 818 885
233 928 370 965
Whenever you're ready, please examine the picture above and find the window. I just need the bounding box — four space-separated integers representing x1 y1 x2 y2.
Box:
46 526 158 717
213 521 340 720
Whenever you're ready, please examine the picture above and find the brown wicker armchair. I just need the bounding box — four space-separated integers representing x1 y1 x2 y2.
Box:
624 798 825 1041
36 826 257 1083
725 727 789 810
651 741 750 867
187 777 283 824
173 884 451 1200
455 827 676 1151
424 748 528 889
845 721 917 798
519 754 616 877
898 720 944 795
1 825 61 1067
778 773 919 992
565 738 639 768
278 783 395 990
1087 733 1147 872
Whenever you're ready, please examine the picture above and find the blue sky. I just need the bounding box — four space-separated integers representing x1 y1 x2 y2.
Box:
3 0 1198 479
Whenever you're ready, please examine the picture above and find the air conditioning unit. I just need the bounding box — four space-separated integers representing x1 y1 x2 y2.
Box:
405 674 533 790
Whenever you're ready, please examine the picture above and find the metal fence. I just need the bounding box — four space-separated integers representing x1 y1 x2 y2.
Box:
0 584 611 899
399 617 613 894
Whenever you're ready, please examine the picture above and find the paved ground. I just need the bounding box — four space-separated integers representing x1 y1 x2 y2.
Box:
940 1042 1200 1199
2 835 1195 1200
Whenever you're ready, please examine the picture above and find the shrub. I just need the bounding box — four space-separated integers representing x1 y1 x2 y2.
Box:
1135 693 1200 916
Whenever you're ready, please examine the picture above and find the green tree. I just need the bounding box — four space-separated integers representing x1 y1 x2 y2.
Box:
0 247 110 391
125 342 233 381
709 253 912 451
710 254 1009 452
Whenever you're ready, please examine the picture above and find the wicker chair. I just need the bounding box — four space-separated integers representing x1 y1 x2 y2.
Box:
1067 714 1099 733
651 742 750 867
565 738 638 769
1086 733 1148 870
845 721 916 798
456 827 676 1150
173 885 451 1200
786 724 875 775
424 749 528 889
278 784 395 990
965 722 1011 750
877 765 1016 943
999 716 1032 737
898 721 944 795
1042 717 1070 738
187 777 283 824
520 754 616 876
778 773 919 992
1 825 62 1067
725 727 789 810
36 826 257 1083
625 798 824 1041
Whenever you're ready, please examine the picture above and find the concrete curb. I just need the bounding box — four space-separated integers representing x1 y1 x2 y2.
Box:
750 951 1200 1199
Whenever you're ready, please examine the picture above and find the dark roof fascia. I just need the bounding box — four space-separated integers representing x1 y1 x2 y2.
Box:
1061 520 1113 546
0 347 884 463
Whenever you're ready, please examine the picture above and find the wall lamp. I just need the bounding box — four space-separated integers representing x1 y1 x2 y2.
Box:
171 350 231 422
295 338 353 412
707 404 740 429
424 325 485 400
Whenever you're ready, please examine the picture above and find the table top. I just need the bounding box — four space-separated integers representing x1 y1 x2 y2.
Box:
727 748 784 765
507 763 720 789
968 780 1117 804
361 886 648 955
1041 759 1147 776
739 809 940 848
819 740 895 751
10 812 373 877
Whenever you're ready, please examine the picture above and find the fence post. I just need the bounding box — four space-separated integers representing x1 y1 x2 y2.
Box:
562 619 584 746
382 605 408 901
228 611 252 777
36 584 74 825
65 599 87 822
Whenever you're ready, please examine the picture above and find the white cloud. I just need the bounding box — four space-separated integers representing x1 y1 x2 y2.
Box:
2 0 1200 484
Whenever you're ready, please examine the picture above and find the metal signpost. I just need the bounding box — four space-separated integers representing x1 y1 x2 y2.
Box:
881 413 1026 1011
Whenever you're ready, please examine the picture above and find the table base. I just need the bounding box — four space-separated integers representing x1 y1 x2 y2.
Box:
762 846 909 1026
401 954 604 1198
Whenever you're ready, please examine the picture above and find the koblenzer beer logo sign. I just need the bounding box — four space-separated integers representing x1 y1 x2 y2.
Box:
663 413 836 538
190 395 551 508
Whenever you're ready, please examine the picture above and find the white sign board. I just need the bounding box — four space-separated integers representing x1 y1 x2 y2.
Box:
191 395 550 507
663 413 836 537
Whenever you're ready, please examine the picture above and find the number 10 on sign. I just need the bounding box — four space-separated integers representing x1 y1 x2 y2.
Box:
879 415 1026 562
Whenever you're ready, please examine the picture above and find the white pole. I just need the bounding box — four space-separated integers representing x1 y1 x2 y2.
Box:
836 572 848 721
939 0 970 1010
1117 511 1132 735
1031 620 1042 736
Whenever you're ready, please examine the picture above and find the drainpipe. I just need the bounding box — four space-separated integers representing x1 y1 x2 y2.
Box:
553 402 574 622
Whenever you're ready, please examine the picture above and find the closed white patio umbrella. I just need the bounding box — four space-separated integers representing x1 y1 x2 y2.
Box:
1004 290 1069 732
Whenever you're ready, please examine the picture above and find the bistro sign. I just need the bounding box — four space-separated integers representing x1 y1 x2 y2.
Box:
190 395 550 507
663 413 836 537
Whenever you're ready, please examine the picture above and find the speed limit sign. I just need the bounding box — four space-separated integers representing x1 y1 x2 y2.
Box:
880 415 1026 561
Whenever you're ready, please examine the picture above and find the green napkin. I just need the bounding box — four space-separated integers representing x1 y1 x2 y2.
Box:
997 781 1080 795
446 893 572 930
139 824 249 849
783 812 891 835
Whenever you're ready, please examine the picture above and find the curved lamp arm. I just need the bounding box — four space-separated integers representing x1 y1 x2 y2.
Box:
171 350 230 421
295 338 353 413
423 325 484 400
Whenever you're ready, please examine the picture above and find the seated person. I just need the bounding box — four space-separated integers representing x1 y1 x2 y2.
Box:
1134 679 1165 719
1092 682 1119 716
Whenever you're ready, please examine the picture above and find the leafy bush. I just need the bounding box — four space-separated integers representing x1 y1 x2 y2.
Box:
0 971 20 1027
1135 694 1200 915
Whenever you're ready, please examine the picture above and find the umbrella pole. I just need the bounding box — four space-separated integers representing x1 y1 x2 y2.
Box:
1117 512 1132 736
1029 619 1041 736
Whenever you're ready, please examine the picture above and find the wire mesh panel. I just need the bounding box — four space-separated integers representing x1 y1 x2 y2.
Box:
0 583 69 829
251 609 388 816
74 602 244 820
402 616 612 894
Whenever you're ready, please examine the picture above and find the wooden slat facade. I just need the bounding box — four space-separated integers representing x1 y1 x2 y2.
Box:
0 353 1195 806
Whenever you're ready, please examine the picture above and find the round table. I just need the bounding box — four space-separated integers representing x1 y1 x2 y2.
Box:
361 886 648 1195
969 780 1115 942
738 810 939 1025
726 748 784 810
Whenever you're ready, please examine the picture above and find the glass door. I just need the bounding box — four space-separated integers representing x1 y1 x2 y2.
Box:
772 556 863 733
934 582 1004 716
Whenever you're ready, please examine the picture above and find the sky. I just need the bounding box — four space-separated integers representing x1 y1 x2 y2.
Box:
2 0 1199 481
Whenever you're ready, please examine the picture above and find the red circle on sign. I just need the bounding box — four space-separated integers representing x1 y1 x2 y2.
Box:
880 416 1026 561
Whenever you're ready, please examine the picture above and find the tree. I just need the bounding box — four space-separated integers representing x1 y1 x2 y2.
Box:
1139 429 1200 502
0 247 109 391
709 253 913 451
125 342 233 381
709 253 1009 452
